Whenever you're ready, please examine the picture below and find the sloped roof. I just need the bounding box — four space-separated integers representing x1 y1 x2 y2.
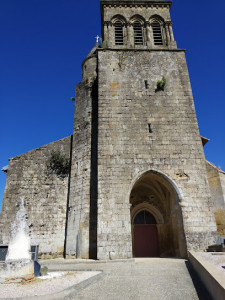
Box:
82 42 101 67
206 160 225 174
86 42 101 59
201 136 210 147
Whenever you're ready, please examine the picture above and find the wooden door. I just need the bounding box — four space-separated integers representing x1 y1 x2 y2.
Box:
134 225 159 257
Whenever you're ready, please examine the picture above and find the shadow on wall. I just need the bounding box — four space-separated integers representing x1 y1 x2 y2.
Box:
89 78 98 259
185 261 212 300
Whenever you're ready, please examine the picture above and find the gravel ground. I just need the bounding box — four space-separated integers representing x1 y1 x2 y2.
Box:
198 252 225 272
0 271 100 299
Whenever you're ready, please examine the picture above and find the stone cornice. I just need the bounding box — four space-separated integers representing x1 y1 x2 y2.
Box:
97 48 185 52
101 1 172 10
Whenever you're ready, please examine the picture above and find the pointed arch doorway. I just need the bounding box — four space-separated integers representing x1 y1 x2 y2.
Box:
130 170 187 258
133 210 159 257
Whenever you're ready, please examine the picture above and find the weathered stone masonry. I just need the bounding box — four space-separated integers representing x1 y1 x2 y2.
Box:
66 54 98 259
0 137 72 258
96 49 217 259
1 0 225 260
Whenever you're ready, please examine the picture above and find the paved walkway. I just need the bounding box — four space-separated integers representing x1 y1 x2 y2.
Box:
41 258 211 300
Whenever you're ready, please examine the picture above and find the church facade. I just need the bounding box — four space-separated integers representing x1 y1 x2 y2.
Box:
1 0 225 260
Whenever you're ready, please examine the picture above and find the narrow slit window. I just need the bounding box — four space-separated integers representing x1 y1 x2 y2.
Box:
145 80 149 89
133 21 143 45
152 22 163 45
148 123 152 133
115 21 124 45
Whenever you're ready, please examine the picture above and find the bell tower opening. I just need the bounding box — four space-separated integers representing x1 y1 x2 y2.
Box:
101 0 177 49
152 21 163 45
133 21 143 45
114 21 124 45
130 171 187 258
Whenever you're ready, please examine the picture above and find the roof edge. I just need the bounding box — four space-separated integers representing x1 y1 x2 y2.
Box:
101 0 172 8
206 160 225 175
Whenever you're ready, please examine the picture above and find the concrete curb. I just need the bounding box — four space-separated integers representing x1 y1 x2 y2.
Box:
39 258 135 265
188 251 225 300
1 271 106 300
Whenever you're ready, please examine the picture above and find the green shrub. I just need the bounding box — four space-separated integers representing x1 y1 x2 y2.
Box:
157 76 167 90
48 150 70 178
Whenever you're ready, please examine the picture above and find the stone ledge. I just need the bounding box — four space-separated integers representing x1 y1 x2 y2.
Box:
188 251 225 300
101 1 172 9
40 258 135 265
97 48 186 52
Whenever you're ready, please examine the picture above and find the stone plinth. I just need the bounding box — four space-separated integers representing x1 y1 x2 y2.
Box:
0 259 34 279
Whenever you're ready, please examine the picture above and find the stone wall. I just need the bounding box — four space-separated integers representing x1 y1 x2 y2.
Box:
206 161 225 209
214 210 225 237
219 170 225 204
97 48 217 259
0 136 72 258
66 55 98 259
206 161 225 237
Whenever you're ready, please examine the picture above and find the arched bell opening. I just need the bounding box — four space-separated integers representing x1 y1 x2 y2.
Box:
130 171 187 258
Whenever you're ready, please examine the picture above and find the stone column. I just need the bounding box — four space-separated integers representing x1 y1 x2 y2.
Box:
124 24 128 47
146 22 152 48
108 21 114 48
161 24 166 46
150 23 154 47
165 23 170 45
167 21 177 48
168 22 175 41
127 22 133 48
103 22 109 48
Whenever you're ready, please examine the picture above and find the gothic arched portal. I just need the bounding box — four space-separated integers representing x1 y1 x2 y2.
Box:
130 171 187 258
132 209 159 257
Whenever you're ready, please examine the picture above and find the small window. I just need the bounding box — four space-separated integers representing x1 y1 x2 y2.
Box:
145 80 149 89
133 21 143 45
115 21 124 45
152 22 163 45
148 123 152 133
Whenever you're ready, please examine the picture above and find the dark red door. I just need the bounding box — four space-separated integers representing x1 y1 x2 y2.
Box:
134 225 159 257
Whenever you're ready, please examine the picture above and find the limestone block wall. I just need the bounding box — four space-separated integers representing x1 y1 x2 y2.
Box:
214 210 225 237
66 56 98 259
97 49 217 259
219 170 225 204
0 136 72 258
206 161 225 209
205 161 225 237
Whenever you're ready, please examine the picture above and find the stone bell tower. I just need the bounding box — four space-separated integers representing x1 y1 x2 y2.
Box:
66 0 218 260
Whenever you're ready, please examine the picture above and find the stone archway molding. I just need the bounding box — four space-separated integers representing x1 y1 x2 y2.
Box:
129 169 185 203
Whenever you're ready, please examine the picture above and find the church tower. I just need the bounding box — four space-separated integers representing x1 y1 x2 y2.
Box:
66 0 218 259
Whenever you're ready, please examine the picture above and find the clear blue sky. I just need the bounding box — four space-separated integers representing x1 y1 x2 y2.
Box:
0 0 225 211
